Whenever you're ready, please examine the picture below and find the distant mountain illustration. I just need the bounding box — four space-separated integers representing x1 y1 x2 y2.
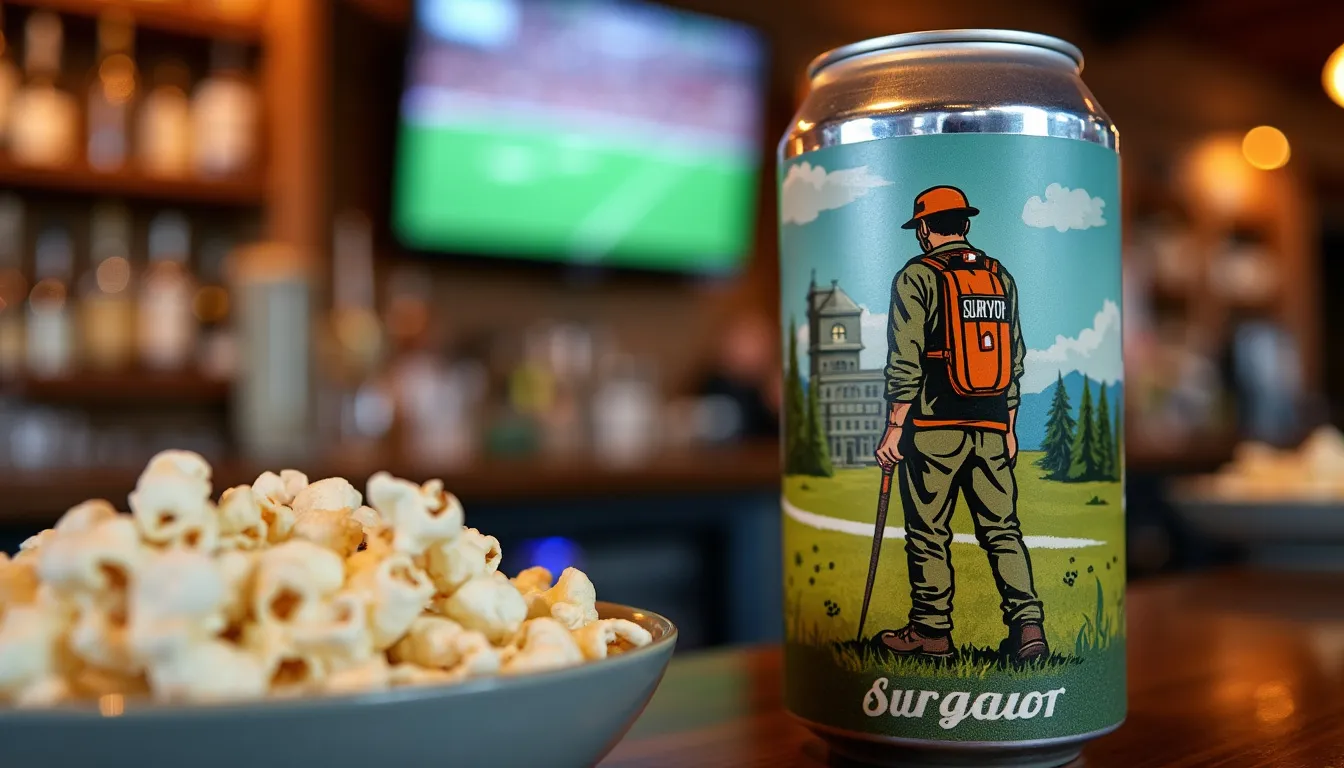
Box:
1018 371 1123 451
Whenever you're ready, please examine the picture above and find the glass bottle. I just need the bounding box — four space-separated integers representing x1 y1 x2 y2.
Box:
0 3 22 150
194 235 234 378
10 10 77 167
87 11 138 172
0 194 25 379
137 211 196 371
192 42 257 178
26 225 75 377
79 202 135 371
137 61 192 178
328 210 388 446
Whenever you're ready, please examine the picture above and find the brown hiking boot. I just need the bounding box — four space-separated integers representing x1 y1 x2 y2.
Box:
1011 622 1049 663
876 624 954 658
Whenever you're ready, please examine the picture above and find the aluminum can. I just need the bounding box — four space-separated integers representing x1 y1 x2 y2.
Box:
778 30 1123 767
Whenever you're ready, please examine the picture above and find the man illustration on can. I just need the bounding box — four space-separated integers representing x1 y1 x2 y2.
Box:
873 185 1048 664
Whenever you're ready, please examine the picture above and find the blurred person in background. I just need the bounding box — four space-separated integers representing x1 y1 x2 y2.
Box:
696 311 779 441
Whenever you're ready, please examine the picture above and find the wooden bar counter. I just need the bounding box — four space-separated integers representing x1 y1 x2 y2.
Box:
603 571 1344 767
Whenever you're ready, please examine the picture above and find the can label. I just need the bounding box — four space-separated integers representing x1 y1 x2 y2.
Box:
780 133 1124 743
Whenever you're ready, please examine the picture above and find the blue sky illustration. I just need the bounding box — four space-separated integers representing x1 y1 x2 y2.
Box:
780 133 1121 395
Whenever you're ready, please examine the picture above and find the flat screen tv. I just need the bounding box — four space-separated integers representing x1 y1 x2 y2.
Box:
392 0 766 273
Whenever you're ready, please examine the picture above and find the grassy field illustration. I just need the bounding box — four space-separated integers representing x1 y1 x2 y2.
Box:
782 452 1128 739
783 452 1125 677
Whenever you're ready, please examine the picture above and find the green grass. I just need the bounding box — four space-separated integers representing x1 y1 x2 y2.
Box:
1074 575 1125 656
785 452 1120 544
790 619 1084 681
783 454 1125 662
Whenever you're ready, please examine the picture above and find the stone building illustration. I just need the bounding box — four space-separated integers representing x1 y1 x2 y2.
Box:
807 273 886 467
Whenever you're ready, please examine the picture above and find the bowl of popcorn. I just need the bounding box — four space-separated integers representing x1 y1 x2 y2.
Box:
0 451 676 768
1184 426 1344 502
1175 426 1344 568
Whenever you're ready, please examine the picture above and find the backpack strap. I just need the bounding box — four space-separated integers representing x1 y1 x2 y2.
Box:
919 256 948 359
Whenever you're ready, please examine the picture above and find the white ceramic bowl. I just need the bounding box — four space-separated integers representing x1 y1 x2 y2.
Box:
0 602 677 768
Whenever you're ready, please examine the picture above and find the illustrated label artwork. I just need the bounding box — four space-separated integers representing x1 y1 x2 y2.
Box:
779 133 1124 743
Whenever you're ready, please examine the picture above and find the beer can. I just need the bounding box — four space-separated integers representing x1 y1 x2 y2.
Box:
778 30 1123 767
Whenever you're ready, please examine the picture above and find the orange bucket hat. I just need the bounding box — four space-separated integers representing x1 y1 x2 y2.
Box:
901 185 980 229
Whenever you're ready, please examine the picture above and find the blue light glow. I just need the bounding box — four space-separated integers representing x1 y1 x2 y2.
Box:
520 536 584 575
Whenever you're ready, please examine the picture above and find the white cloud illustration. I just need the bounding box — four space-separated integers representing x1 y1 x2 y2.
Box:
781 162 893 226
1021 183 1106 232
1021 300 1122 394
858 308 889 370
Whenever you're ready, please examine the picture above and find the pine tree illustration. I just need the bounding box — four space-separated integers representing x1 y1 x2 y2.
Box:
1039 372 1076 480
1069 375 1103 481
783 318 809 475
804 376 834 477
1113 397 1124 480
1096 382 1115 480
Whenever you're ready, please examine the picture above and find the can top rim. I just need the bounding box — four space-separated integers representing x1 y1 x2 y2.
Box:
806 29 1084 81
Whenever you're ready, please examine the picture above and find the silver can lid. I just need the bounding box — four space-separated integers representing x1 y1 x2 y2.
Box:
807 29 1084 81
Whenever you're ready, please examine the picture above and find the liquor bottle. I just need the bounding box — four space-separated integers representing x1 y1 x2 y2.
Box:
26 225 75 377
192 42 257 178
10 11 77 167
330 209 382 376
79 202 135 371
87 11 138 172
0 195 25 379
137 61 192 178
0 4 21 150
326 210 389 446
194 235 235 378
137 211 196 370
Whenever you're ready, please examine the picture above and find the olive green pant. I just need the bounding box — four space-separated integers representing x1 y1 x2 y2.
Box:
898 428 1043 633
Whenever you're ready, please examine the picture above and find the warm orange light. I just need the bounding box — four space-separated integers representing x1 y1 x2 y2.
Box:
29 278 66 308
1241 126 1290 170
332 307 382 358
1325 43 1344 109
193 285 230 323
1184 136 1255 215
98 694 124 718
95 256 130 294
1254 682 1295 724
99 54 137 105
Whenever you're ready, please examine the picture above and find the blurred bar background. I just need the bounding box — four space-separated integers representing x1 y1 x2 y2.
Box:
1 0 1343 650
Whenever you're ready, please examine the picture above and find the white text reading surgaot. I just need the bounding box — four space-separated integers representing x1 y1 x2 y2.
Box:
862 679 1066 730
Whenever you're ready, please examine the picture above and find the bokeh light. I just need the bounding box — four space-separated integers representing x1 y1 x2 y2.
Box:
1324 43 1344 109
95 256 131 294
1184 135 1256 215
1241 126 1290 170
193 285 230 323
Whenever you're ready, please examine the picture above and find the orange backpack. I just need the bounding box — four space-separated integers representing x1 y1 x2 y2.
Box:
920 251 1013 397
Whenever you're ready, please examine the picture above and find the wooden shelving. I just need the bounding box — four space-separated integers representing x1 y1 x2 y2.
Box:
5 0 263 43
0 159 266 206
0 442 783 524
9 371 232 405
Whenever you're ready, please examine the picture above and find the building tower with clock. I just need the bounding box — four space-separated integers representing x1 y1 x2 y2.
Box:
806 272 887 467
